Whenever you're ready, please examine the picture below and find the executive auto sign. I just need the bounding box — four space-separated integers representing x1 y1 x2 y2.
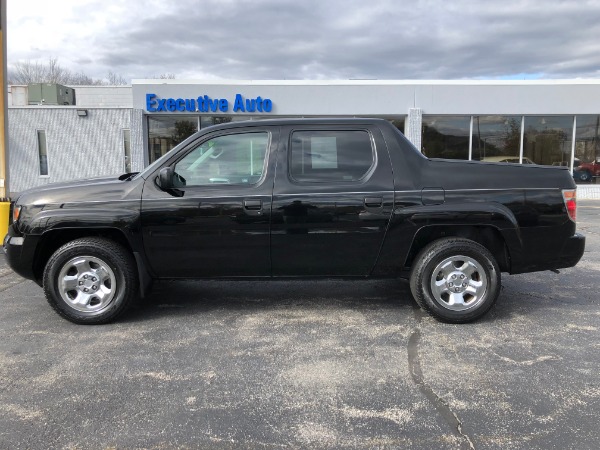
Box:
146 93 273 113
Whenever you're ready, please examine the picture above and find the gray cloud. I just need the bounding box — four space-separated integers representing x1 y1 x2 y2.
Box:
9 0 600 81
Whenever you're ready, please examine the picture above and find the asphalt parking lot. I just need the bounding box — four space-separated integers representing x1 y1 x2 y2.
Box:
1 201 599 449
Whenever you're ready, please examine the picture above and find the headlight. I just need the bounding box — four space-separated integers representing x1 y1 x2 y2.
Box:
12 205 22 223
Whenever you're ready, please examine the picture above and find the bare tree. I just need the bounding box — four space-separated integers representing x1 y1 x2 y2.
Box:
107 71 129 85
7 58 128 86
8 59 48 84
144 73 177 79
46 57 67 84
66 71 97 85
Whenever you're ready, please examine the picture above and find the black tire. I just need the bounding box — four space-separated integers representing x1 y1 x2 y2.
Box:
409 238 500 323
578 171 592 182
43 237 138 324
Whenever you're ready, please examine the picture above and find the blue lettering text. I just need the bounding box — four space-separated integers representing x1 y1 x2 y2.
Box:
146 93 157 112
185 99 196 112
233 93 245 112
146 93 272 114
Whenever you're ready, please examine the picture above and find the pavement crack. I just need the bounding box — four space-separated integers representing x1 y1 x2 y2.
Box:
407 309 475 450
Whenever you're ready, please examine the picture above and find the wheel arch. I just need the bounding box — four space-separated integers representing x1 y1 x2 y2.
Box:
405 225 511 273
32 228 148 290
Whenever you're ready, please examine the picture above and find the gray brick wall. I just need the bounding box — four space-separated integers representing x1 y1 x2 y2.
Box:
8 107 142 194
130 109 145 173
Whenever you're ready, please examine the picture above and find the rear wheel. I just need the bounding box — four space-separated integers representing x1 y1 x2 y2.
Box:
43 237 138 324
410 238 500 323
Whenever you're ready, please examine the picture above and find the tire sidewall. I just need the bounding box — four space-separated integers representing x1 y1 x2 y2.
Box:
413 240 500 323
44 241 132 324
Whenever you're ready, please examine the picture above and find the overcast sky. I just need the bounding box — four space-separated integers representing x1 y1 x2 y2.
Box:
8 0 600 82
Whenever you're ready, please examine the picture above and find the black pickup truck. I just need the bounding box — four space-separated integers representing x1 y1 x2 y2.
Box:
4 118 585 324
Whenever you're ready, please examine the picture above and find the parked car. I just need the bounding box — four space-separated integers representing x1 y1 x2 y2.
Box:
481 156 535 164
4 119 585 325
573 158 600 182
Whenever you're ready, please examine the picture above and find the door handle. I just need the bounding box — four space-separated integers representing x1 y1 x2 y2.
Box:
244 199 262 210
364 197 383 208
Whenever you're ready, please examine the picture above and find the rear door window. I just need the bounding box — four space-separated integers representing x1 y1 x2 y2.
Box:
289 130 375 183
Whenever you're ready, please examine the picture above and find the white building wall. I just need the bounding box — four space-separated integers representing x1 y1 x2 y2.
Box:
7 107 139 194
7 85 28 106
72 86 133 108
131 79 600 116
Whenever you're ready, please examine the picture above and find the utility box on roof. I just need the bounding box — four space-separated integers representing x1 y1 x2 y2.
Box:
28 83 75 105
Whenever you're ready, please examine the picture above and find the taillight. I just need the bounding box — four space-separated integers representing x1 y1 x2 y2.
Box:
562 189 577 222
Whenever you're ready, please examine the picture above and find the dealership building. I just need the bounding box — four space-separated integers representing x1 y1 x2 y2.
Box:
7 79 600 197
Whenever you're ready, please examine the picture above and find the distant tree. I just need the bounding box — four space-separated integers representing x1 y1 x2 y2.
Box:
7 58 128 86
8 59 49 84
503 118 521 155
144 73 177 79
171 120 197 145
68 71 104 85
107 71 129 85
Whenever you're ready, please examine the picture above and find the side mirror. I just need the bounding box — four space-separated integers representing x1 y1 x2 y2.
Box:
158 167 174 189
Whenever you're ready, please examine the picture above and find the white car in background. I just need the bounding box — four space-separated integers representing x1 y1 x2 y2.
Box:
481 156 536 164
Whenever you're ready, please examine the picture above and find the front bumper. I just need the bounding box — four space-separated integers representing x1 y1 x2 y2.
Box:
3 224 38 281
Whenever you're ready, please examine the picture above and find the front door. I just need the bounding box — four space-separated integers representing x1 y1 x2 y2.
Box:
141 127 278 278
271 125 394 276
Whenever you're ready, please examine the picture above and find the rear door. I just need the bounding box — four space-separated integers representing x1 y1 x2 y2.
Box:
271 124 394 276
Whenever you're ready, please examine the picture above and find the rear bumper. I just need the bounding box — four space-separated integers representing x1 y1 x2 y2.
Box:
508 231 585 274
554 233 586 269
3 225 38 281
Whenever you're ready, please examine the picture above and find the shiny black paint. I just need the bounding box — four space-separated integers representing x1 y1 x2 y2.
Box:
270 125 393 276
4 118 585 290
140 126 278 278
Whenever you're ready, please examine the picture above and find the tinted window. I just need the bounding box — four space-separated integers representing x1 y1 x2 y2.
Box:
174 132 269 186
290 130 374 182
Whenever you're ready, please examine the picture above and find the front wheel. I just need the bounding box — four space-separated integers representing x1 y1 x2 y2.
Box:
409 238 501 323
43 237 138 324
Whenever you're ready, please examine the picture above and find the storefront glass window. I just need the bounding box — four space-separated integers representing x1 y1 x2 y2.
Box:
200 116 232 129
574 116 600 181
471 116 522 162
148 116 199 163
523 116 574 166
385 118 405 134
422 116 470 159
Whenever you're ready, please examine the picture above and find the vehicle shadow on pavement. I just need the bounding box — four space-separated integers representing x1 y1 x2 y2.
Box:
120 278 415 324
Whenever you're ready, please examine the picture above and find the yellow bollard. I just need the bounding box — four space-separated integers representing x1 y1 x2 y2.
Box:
0 201 9 240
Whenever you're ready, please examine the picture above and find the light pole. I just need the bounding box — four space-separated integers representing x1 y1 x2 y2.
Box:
0 0 10 239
